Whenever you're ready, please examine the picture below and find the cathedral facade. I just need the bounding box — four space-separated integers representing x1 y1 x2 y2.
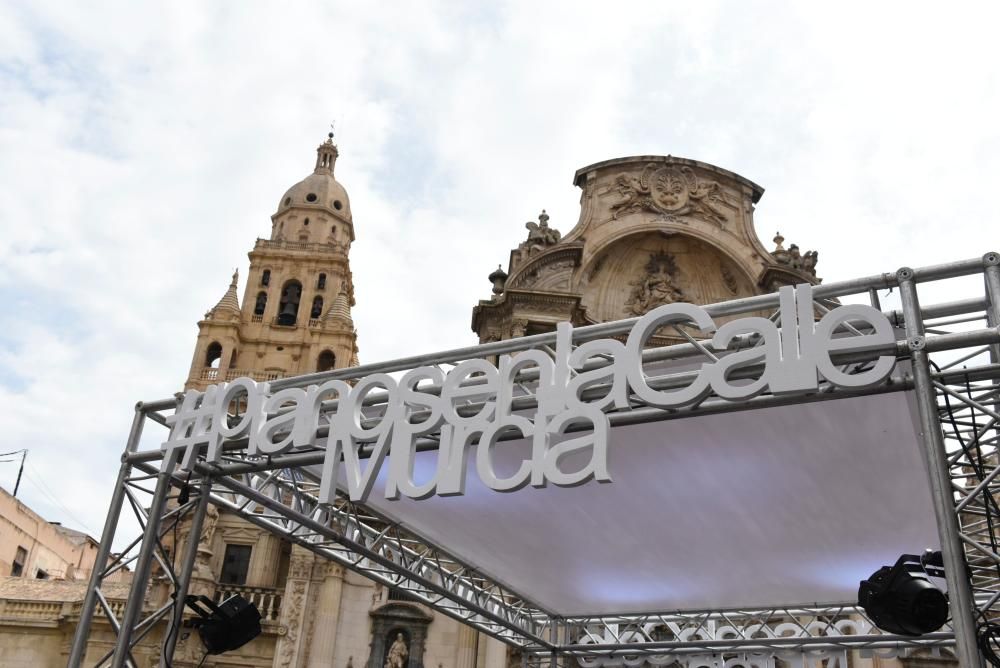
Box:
1 137 845 668
163 143 823 668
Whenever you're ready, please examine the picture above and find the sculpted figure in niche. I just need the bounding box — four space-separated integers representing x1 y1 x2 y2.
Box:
625 252 689 316
384 633 409 668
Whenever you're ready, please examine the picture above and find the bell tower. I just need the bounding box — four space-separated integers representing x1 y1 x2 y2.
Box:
186 133 359 390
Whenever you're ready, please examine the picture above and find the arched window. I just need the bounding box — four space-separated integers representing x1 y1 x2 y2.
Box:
254 291 267 316
317 273 326 289
277 280 302 326
205 342 223 368
317 350 336 372
311 296 324 319
261 269 270 286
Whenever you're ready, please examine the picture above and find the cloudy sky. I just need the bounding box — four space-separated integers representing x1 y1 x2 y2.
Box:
1 2 998 539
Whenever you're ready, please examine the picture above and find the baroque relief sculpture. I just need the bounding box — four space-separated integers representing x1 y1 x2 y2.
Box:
624 252 689 316
607 163 732 227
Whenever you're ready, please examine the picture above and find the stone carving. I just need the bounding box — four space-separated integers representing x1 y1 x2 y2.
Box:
511 319 529 338
607 164 732 227
368 604 431 668
384 633 409 668
625 252 689 317
720 263 739 295
288 553 313 580
513 210 562 268
771 232 819 277
198 503 219 548
525 210 560 246
276 579 308 668
586 255 606 283
511 257 576 290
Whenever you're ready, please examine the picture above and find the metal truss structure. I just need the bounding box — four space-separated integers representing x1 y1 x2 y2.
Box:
68 253 1000 667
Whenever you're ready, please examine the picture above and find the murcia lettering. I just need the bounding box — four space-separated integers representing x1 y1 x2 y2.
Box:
161 284 896 503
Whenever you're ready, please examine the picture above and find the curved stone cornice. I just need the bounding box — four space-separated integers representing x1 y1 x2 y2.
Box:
369 601 434 623
506 243 583 290
758 263 822 291
573 154 764 203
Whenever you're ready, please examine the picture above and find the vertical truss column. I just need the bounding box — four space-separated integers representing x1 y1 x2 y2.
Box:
159 475 212 667
984 252 1000 364
898 266 983 667
109 448 180 668
67 404 147 668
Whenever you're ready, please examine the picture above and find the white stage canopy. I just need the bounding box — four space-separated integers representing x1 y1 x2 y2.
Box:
360 391 939 615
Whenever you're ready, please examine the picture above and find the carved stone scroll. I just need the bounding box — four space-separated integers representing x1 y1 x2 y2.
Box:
606 164 733 227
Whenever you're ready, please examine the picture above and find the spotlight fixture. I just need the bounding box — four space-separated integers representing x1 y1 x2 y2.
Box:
184 594 262 654
858 551 949 636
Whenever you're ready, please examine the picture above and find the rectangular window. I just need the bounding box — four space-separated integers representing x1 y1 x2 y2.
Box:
10 546 26 577
35 569 48 580
219 544 252 585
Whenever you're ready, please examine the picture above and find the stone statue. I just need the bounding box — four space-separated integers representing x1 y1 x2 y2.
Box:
625 252 688 316
199 503 220 549
384 633 408 668
771 233 819 277
787 244 802 270
522 210 561 251
802 250 819 275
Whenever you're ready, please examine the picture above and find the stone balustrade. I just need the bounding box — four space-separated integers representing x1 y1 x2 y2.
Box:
213 584 283 623
254 238 348 255
199 368 284 382
0 599 66 623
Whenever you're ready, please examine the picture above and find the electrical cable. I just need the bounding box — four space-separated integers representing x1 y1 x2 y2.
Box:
21 464 94 532
978 622 1000 666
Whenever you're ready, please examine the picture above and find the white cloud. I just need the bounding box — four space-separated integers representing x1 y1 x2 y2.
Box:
0 0 998 540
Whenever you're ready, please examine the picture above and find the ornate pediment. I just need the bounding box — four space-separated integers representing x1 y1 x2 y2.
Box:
604 163 736 227
507 245 582 291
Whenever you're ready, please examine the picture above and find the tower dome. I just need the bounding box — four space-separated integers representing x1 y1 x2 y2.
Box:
271 133 355 243
275 133 352 218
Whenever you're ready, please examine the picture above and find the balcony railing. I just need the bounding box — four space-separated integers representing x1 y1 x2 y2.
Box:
199 368 284 382
214 584 283 622
254 238 348 255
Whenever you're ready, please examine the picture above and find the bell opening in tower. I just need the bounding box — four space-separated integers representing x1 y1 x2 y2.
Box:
278 280 302 326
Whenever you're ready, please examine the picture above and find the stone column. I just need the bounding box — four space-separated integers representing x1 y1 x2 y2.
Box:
249 532 282 587
274 547 315 668
454 624 479 668
305 562 345 668
482 637 507 668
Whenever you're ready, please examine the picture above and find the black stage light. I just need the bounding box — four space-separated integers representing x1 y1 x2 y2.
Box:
184 594 262 654
858 552 949 636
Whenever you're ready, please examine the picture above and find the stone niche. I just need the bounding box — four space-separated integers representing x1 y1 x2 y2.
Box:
367 602 433 668
580 232 756 322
